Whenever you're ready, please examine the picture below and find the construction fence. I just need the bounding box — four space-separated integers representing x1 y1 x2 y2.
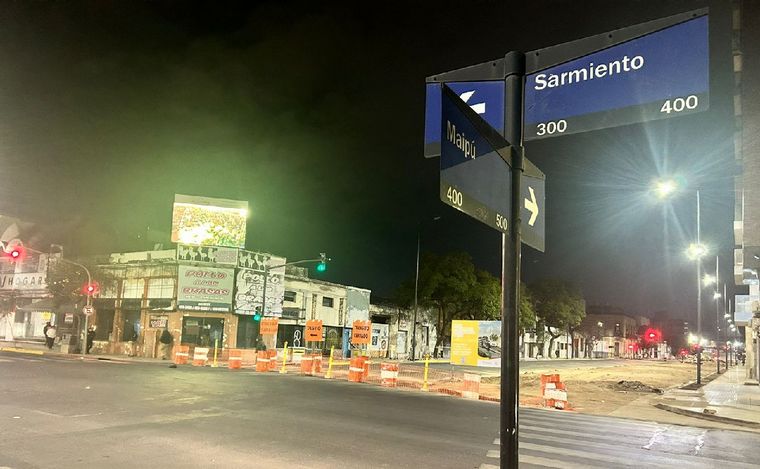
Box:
172 344 502 402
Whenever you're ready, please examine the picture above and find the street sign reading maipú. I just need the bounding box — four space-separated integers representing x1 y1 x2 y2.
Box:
424 8 710 469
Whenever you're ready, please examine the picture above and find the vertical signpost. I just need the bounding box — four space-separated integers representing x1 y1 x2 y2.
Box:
425 8 708 468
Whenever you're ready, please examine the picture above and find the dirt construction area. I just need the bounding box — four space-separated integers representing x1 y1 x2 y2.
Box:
479 360 698 416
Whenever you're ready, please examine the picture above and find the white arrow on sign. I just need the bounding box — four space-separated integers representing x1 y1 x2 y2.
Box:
458 90 486 115
524 186 539 226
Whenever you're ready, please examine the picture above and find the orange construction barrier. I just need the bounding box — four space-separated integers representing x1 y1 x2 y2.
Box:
380 363 399 387
312 354 322 374
228 349 242 370
255 350 270 372
268 350 278 372
192 347 209 366
361 357 370 380
540 374 568 409
174 345 190 365
300 354 314 375
348 356 364 382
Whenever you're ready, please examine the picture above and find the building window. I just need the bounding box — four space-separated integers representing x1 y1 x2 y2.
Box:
284 291 297 302
322 296 334 308
122 279 144 299
147 277 175 299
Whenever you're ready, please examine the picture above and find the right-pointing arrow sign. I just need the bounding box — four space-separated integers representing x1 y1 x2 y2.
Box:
521 158 545 252
524 186 538 226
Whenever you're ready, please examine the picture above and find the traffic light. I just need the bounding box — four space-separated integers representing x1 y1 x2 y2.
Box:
81 281 100 297
253 306 262 321
316 252 328 272
2 243 25 262
8 245 24 261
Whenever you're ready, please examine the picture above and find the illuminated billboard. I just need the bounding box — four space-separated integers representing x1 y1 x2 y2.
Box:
171 194 248 248
450 320 501 367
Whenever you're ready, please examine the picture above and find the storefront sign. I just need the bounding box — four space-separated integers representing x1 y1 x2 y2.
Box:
177 265 234 312
0 272 48 291
234 252 286 317
351 320 371 345
149 315 169 329
260 318 279 336
305 319 323 342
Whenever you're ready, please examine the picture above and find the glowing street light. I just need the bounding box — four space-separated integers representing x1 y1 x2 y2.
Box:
702 274 716 286
653 179 677 199
687 243 708 260
713 292 722 300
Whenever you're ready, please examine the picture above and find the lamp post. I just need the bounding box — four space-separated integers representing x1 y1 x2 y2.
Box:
656 181 704 384
411 217 440 361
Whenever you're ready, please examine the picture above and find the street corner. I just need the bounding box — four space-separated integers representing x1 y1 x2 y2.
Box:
653 402 760 431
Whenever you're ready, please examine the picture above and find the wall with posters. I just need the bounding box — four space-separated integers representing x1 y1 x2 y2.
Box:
177 265 234 312
369 323 390 356
450 320 501 367
234 251 286 317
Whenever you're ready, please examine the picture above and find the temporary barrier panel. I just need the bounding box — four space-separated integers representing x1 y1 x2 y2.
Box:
255 350 270 372
192 347 209 366
228 349 242 370
380 363 399 387
268 349 278 371
300 355 314 375
174 345 190 365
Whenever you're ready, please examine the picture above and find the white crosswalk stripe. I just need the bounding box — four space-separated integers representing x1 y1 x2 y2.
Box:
481 408 758 469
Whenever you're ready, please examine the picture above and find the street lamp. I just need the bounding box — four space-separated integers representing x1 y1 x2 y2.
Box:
411 216 440 361
656 179 705 383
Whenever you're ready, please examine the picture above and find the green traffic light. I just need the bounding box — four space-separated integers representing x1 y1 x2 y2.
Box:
253 313 261 321
316 262 327 272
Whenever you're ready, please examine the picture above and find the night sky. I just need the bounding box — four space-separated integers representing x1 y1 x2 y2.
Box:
0 1 739 321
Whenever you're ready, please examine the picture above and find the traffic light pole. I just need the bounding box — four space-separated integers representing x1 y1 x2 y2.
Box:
252 255 328 348
502 50 525 469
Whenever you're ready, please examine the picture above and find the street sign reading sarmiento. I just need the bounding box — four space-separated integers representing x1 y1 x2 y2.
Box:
524 14 708 141
440 85 512 234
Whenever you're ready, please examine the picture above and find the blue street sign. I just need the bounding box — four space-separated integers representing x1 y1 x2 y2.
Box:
524 14 708 141
440 85 511 234
425 81 504 157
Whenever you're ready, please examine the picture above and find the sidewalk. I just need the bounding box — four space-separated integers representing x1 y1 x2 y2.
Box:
655 365 760 429
0 338 168 365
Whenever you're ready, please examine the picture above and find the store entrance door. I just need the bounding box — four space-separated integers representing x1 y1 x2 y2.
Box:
182 316 224 348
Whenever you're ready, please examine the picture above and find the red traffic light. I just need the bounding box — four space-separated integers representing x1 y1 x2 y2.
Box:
81 282 100 296
648 332 656 339
3 244 25 262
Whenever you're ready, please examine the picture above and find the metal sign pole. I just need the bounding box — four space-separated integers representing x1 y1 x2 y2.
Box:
501 50 525 469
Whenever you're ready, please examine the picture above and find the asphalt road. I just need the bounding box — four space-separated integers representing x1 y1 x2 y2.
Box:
1 352 756 469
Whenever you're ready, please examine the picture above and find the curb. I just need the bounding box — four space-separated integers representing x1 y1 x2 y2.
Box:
654 403 760 429
0 347 44 356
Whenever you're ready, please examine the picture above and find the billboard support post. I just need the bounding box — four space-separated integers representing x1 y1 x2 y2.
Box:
502 50 525 469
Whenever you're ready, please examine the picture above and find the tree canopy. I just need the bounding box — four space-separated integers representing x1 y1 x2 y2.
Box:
395 251 500 351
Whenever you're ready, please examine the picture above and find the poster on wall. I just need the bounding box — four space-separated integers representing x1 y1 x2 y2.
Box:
171 194 248 248
234 252 286 317
450 320 501 367
369 323 389 352
177 265 234 312
345 287 371 325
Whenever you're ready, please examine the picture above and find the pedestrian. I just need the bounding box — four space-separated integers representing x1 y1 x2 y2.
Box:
159 328 173 360
43 322 56 350
86 326 95 354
